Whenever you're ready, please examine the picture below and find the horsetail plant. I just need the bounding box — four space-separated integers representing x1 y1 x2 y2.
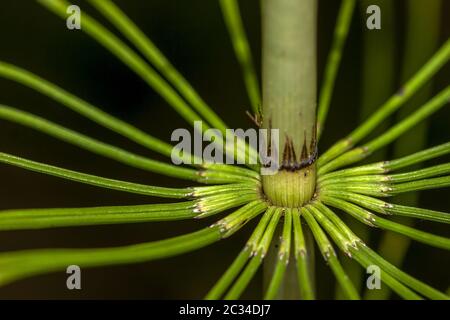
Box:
0 0 449 300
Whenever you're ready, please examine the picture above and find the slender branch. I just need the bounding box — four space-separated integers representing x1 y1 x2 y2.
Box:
219 0 261 114
313 202 448 299
224 208 281 299
386 142 450 171
205 208 273 300
0 61 177 160
212 200 269 238
318 142 450 182
194 191 261 218
372 216 450 250
310 204 428 299
41 0 261 167
321 163 450 185
322 196 450 250
264 208 292 299
360 245 448 300
38 0 206 129
302 207 360 300
0 202 198 230
292 208 315 299
319 86 450 174
0 226 222 287
0 105 259 183
320 190 450 224
88 0 228 132
349 247 422 300
389 163 450 183
0 152 193 197
317 0 356 138
0 105 197 179
318 39 450 167
388 176 450 195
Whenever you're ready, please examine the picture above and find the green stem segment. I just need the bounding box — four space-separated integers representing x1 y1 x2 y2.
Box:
261 0 318 207
262 0 317 162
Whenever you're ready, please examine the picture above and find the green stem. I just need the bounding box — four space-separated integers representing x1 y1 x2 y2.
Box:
260 0 317 209
260 0 317 298
262 0 317 162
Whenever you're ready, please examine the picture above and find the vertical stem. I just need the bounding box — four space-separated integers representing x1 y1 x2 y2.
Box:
261 1 318 298
262 0 317 165
261 0 318 208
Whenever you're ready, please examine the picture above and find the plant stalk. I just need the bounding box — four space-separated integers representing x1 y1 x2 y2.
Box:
261 0 318 299
261 0 318 207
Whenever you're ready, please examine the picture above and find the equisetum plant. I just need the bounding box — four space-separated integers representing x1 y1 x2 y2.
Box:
0 0 449 299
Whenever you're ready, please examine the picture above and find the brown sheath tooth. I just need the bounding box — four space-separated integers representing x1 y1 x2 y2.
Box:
285 136 290 168
301 134 308 161
246 110 261 127
267 118 272 157
288 136 295 168
310 123 317 155
290 137 297 167
282 137 290 168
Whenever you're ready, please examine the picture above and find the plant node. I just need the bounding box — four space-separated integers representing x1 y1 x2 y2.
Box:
262 164 316 208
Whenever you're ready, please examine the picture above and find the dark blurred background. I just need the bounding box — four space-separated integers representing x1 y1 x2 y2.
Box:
0 0 448 299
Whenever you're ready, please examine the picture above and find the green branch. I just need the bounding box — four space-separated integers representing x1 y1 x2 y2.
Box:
0 226 222 287
318 39 450 167
0 152 193 197
205 208 273 300
319 86 450 174
302 207 359 300
320 190 450 224
292 208 315 299
87 0 228 132
0 61 177 160
264 208 292 299
322 196 450 250
0 202 198 230
224 208 281 299
38 0 207 129
311 203 446 299
317 0 356 138
219 0 261 114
